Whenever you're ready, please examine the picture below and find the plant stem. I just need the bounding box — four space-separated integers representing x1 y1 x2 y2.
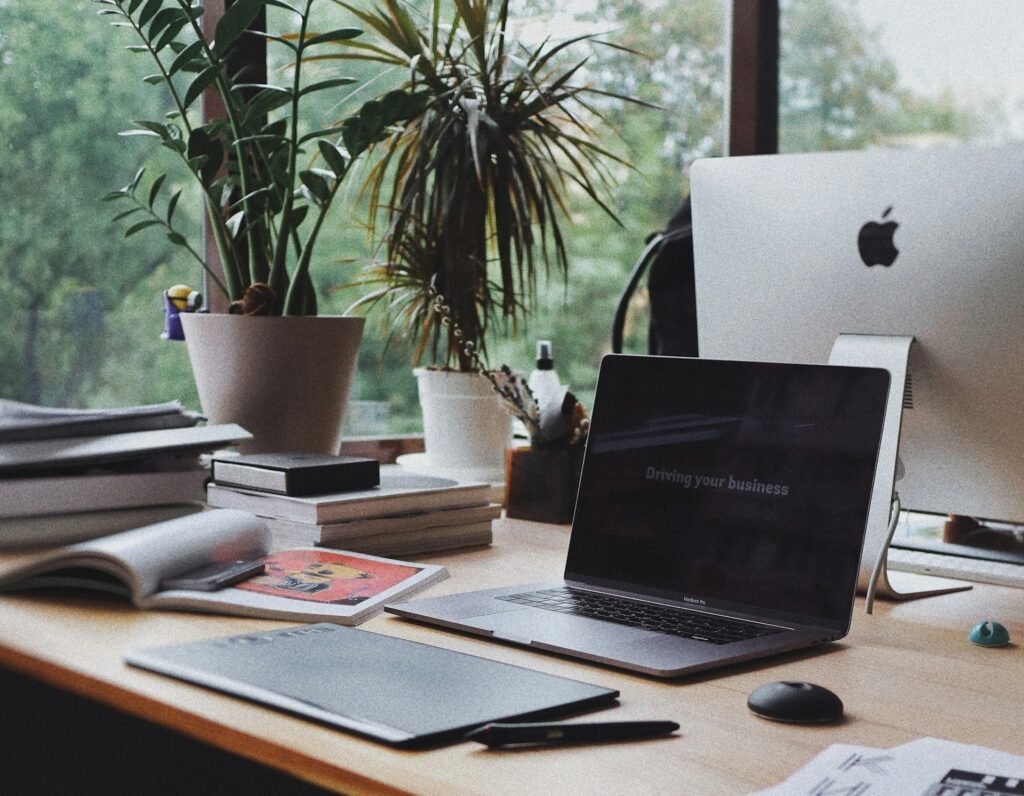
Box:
177 0 266 293
270 0 315 312
128 195 232 299
117 0 242 300
282 175 338 315
117 1 193 135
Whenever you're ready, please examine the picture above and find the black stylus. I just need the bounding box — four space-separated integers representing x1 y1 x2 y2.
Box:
465 720 680 748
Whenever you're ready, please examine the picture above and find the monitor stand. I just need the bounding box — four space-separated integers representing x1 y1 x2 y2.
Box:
828 334 971 613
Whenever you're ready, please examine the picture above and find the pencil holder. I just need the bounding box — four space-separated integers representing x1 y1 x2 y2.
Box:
504 445 585 525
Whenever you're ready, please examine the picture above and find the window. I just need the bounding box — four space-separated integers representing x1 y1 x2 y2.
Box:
13 3 1020 443
279 0 729 429
0 1 729 437
779 0 1024 151
777 0 1024 548
0 1 201 409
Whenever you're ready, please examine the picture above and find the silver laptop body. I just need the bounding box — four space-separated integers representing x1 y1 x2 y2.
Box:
387 356 889 677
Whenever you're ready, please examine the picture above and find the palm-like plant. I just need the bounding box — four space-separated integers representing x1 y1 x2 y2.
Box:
96 0 423 315
337 0 637 368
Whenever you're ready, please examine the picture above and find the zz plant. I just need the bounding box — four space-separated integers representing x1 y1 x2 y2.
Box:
96 0 424 314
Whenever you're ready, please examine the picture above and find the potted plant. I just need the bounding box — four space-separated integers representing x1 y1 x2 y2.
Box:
96 0 423 452
338 0 636 477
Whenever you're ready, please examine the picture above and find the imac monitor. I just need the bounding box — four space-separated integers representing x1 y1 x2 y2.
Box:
690 145 1024 525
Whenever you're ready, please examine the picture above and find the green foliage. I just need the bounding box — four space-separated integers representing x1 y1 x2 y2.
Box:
1 0 1006 430
335 0 644 370
779 0 986 151
97 0 424 314
0 1 199 406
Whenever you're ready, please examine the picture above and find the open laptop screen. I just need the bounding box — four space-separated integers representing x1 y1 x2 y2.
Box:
565 356 888 629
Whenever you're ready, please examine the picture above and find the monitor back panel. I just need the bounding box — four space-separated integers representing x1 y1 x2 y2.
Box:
691 145 1024 523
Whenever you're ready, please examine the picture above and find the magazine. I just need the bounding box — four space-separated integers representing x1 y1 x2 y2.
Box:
0 509 447 625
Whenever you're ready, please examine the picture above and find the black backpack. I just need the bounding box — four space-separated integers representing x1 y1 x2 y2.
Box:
611 197 698 357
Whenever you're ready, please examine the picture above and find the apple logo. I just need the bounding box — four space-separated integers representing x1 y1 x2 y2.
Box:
858 206 899 267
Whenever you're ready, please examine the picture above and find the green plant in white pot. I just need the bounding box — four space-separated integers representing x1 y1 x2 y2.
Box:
336 0 638 477
97 0 425 452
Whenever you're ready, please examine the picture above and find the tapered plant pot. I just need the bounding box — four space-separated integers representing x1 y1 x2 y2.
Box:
414 368 513 481
180 314 364 454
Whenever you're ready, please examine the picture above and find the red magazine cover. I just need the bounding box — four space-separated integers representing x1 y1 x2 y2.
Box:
236 549 422 606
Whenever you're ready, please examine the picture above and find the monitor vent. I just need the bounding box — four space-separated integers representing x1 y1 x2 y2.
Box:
902 373 914 410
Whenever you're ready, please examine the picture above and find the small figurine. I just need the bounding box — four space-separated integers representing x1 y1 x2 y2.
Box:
161 284 203 340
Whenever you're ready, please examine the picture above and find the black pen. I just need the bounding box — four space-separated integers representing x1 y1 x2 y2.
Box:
464 720 680 748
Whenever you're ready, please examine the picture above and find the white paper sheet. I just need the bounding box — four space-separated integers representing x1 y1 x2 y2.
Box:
753 737 1024 795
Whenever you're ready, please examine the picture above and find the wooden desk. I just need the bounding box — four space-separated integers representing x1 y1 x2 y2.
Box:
1 517 1023 794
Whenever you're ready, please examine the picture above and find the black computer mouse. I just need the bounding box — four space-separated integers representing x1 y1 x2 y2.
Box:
747 681 844 724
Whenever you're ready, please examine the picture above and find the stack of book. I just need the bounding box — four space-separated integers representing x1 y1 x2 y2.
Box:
206 459 500 557
0 399 250 548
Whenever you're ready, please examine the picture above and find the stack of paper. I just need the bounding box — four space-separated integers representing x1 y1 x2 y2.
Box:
755 736 1024 795
0 400 250 548
207 467 499 557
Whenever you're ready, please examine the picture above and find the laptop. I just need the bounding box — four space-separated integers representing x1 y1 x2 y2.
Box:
387 355 890 677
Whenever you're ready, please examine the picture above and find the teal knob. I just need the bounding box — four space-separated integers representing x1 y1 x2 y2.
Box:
968 620 1010 647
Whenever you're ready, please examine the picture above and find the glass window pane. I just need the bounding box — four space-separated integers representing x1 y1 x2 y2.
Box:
2 2 725 433
272 1 727 434
0 1 202 409
780 0 1024 152
490 0 727 415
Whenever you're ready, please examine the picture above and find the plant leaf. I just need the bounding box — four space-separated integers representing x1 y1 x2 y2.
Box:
166 189 182 225
147 173 166 208
153 18 188 53
148 7 185 40
318 139 349 176
186 126 224 184
225 210 245 237
124 219 162 237
213 0 263 57
128 166 146 193
297 124 347 145
132 119 170 137
137 0 163 28
302 28 362 48
183 64 221 109
168 39 204 76
297 77 358 97
299 170 331 204
112 207 144 222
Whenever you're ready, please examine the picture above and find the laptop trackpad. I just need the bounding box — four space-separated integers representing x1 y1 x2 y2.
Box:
482 607 649 651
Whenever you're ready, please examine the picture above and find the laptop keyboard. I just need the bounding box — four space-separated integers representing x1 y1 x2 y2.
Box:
498 587 784 645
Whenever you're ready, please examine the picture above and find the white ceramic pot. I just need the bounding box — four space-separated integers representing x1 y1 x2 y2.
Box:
180 314 364 454
415 368 512 478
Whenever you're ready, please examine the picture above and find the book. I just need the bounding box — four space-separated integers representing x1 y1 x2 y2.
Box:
316 521 494 558
0 399 202 443
264 502 502 545
0 423 251 475
0 464 209 518
206 470 491 524
0 509 447 625
211 453 379 496
0 503 204 549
